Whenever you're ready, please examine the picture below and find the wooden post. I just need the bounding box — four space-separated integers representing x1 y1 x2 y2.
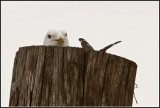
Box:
9 46 137 106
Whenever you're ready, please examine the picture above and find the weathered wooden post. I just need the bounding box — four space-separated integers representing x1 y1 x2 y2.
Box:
9 46 137 106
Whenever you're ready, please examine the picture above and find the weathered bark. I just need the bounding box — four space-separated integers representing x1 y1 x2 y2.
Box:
9 46 137 106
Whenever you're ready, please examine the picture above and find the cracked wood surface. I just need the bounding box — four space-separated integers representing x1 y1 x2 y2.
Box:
9 46 137 106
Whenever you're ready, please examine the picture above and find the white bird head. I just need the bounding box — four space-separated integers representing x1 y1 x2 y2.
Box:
43 29 69 46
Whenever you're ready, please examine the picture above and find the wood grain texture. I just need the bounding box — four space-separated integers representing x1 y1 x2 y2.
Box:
9 46 137 106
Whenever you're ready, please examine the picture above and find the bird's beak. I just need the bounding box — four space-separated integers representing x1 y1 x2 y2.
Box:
55 36 65 43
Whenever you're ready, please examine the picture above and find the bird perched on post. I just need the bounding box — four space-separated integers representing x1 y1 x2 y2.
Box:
43 29 69 46
79 38 121 53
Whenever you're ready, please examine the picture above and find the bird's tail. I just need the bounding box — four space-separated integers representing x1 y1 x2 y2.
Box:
99 41 122 52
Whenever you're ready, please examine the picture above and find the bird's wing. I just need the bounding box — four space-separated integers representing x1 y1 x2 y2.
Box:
81 41 94 50
79 38 94 50
99 41 122 52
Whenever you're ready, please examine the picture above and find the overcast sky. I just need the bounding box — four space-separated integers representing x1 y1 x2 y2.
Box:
1 1 159 107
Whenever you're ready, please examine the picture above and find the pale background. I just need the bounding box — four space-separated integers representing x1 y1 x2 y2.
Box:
1 1 159 107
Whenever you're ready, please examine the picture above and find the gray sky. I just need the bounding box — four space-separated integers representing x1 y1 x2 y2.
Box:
1 1 159 107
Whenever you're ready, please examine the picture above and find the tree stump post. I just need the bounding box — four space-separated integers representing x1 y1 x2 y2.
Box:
9 46 137 106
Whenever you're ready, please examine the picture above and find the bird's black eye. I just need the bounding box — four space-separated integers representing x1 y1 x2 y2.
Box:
64 33 67 37
48 35 51 39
